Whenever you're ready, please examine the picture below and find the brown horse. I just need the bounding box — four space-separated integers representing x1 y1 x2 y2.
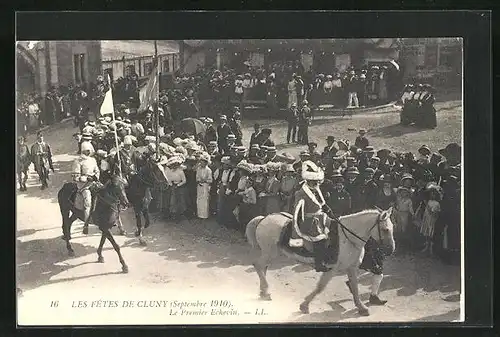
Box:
58 175 130 272
245 207 395 316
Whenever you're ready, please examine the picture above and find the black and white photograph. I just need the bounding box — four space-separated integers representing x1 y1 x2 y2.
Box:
16 37 463 325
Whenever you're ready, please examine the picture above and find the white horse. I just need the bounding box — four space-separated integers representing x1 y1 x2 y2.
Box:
245 207 395 316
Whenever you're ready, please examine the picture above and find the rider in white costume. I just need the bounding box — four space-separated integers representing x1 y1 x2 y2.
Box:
72 141 100 234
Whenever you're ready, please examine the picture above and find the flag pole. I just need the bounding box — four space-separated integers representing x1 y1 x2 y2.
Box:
154 40 160 161
108 75 122 177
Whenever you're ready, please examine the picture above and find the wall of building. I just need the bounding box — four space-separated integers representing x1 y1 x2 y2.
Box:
183 51 206 74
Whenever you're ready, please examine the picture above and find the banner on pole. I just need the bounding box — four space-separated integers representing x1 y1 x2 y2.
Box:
139 65 159 112
99 83 114 116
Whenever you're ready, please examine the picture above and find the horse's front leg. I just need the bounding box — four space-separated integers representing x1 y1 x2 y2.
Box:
96 233 106 263
299 270 335 314
134 208 146 246
103 229 128 273
347 267 370 316
116 211 126 235
63 213 78 256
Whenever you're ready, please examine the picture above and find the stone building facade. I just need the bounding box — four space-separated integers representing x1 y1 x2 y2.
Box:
16 41 102 95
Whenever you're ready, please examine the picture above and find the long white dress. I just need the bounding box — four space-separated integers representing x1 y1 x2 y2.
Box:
196 165 213 219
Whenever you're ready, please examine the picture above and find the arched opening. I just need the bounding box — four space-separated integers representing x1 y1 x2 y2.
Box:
17 53 36 94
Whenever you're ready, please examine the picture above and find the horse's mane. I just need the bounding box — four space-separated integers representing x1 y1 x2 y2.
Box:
340 209 380 219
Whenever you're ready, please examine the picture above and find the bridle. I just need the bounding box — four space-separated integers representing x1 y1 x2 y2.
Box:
324 204 385 247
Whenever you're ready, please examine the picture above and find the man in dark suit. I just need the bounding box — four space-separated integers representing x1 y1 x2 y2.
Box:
217 115 232 155
321 135 338 176
249 123 261 148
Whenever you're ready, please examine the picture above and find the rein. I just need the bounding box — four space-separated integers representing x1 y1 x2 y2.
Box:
325 205 383 247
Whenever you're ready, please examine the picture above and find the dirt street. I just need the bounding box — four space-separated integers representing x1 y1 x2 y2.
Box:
16 108 462 325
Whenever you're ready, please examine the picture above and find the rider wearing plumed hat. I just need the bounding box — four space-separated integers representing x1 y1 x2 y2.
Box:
290 160 332 272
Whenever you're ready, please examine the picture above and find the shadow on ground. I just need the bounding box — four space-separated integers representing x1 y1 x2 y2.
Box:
16 236 117 291
368 123 425 139
356 254 461 299
120 214 299 272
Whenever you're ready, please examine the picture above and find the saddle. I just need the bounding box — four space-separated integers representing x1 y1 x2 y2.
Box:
278 212 340 265
70 181 103 211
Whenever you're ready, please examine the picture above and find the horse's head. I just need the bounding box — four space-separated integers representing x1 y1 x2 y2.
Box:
109 175 130 207
141 159 169 186
372 207 396 256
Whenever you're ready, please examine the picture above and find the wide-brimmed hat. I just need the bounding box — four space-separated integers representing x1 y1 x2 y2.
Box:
227 134 236 141
173 137 183 146
345 167 360 175
400 173 415 183
377 149 391 157
337 140 349 151
221 156 231 165
364 167 376 174
208 141 218 147
165 156 184 167
299 150 310 157
326 136 335 142
279 152 296 164
363 146 375 153
96 149 107 157
261 128 272 135
359 128 367 134
199 152 211 164
266 162 281 172
418 145 431 156
438 142 461 158
379 174 392 183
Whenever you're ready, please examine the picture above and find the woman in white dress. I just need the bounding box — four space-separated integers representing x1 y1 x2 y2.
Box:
196 153 213 219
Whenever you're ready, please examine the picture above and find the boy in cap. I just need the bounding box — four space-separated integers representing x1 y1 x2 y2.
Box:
321 136 338 176
286 102 299 144
249 123 261 148
264 146 279 163
326 172 351 216
17 136 31 191
354 128 369 149
217 115 232 155
298 101 312 145
307 142 322 166
204 117 218 145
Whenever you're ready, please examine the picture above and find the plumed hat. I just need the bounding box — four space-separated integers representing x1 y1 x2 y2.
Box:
301 160 324 181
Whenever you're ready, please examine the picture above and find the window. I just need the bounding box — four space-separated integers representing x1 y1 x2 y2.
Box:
126 65 136 77
163 59 170 73
144 62 153 76
73 55 80 84
73 54 86 84
104 68 113 82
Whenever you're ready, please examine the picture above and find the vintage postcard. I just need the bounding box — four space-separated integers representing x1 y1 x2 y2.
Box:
16 38 463 325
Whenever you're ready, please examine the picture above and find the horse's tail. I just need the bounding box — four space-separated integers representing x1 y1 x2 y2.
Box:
245 215 266 250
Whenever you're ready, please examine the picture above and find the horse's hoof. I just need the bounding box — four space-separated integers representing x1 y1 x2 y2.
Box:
259 293 272 301
82 228 89 235
97 256 104 263
299 303 309 314
144 223 150 229
122 265 129 273
134 230 140 237
139 239 147 246
358 308 370 316
68 250 75 257
118 230 127 236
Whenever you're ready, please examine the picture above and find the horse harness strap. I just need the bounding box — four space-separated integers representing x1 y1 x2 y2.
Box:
330 212 383 247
